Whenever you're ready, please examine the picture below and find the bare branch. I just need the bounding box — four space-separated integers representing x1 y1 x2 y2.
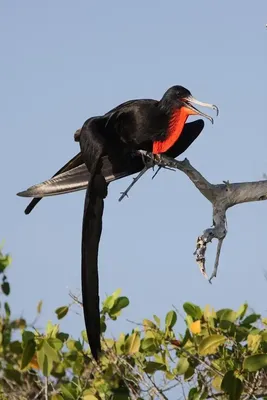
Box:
138 151 267 281
44 377 48 400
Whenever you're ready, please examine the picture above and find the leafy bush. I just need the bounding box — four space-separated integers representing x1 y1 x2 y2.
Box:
0 247 267 399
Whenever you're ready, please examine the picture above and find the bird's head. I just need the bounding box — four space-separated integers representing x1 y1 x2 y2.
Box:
160 85 219 123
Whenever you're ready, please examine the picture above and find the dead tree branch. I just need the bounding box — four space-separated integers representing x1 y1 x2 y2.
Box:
139 151 267 282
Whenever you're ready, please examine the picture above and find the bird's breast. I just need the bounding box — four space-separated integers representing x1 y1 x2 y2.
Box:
152 107 189 154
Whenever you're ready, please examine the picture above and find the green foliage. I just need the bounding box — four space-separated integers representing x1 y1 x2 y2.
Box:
221 371 243 400
55 306 69 320
1 245 267 399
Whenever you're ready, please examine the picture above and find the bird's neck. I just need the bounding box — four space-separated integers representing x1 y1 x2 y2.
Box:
153 107 189 154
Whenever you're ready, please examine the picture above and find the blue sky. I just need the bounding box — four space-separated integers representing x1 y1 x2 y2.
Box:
1 0 267 377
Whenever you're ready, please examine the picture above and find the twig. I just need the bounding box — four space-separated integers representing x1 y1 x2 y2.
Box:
32 387 45 400
209 238 224 282
145 375 169 400
171 342 224 379
119 165 150 202
44 377 48 400
69 291 83 307
243 371 260 400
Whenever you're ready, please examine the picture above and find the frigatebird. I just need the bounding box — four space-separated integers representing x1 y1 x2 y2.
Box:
18 85 218 361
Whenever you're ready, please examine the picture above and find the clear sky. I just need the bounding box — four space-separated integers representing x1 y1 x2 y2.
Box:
1 0 267 387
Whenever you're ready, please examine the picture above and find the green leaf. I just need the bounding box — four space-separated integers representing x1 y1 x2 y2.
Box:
236 303 248 319
52 363 65 378
46 321 59 336
183 302 202 320
37 346 52 377
60 383 77 399
37 300 43 314
57 332 69 342
112 288 122 298
66 339 78 351
1 281 10 295
143 319 157 331
110 296 129 316
4 302 11 317
203 304 216 320
102 295 116 311
100 315 107 333
81 330 88 343
198 334 226 356
188 388 201 400
55 306 69 320
51 395 64 400
235 326 249 343
83 395 98 400
0 254 11 272
116 333 125 355
184 366 195 381
124 332 140 354
9 340 22 354
143 361 166 374
47 338 64 352
22 331 35 345
165 310 177 329
153 314 161 327
221 370 243 400
261 330 267 342
37 339 60 376
43 339 60 362
219 309 237 325
247 334 261 353
141 338 157 353
212 376 223 391
176 357 190 375
243 354 267 372
102 288 121 311
20 339 36 370
242 314 261 326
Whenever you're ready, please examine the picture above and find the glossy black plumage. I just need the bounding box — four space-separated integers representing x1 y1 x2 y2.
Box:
76 85 218 360
77 85 217 360
18 85 218 361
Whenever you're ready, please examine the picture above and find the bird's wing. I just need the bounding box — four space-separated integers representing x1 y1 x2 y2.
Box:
17 120 205 212
104 98 157 117
17 153 145 205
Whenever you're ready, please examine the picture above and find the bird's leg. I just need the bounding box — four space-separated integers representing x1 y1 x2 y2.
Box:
118 164 150 202
151 165 176 180
118 151 176 202
151 166 162 179
141 152 176 180
118 151 156 202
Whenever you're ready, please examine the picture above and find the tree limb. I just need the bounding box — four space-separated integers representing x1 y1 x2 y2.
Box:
139 151 267 282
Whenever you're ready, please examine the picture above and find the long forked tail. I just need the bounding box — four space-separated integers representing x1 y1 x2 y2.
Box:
82 169 107 360
81 166 107 360
79 118 107 361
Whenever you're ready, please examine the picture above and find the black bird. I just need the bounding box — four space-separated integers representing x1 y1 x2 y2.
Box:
77 85 218 359
18 120 204 209
18 85 218 361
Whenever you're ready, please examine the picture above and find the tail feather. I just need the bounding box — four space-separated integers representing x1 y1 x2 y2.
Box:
19 154 145 214
22 152 83 214
82 171 107 360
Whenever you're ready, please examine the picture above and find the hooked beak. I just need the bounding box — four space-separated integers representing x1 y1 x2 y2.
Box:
182 96 219 124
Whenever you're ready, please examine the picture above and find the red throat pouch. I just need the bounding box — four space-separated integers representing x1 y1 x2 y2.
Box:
153 107 189 154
